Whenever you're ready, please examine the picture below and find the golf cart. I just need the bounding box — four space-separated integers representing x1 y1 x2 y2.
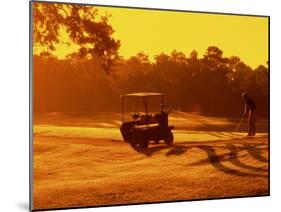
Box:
120 92 174 148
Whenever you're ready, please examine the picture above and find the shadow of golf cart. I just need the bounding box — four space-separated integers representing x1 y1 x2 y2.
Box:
120 92 174 149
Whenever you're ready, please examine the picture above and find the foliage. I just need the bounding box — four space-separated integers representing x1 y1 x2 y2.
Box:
33 46 269 117
33 2 120 73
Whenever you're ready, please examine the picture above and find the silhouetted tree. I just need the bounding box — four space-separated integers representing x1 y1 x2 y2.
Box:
33 2 120 73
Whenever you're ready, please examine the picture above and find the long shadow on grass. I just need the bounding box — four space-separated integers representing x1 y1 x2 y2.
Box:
193 145 267 178
133 142 268 178
243 143 268 163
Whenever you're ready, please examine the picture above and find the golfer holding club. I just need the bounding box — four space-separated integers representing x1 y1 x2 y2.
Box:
241 92 256 136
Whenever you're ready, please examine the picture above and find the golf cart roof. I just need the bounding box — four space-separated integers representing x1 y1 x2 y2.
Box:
121 92 164 98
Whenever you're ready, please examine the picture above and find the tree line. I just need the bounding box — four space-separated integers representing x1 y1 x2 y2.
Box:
33 46 269 117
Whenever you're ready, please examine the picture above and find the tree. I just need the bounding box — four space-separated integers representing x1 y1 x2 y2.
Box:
33 2 120 73
254 65 268 96
228 61 254 100
202 46 229 72
228 56 241 72
188 50 201 76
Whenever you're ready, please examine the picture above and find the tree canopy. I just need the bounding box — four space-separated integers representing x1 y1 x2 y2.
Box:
33 2 120 73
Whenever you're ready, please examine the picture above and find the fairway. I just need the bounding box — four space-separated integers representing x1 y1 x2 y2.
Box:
33 112 269 210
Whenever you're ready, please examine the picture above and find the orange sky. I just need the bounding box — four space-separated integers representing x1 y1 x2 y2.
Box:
35 5 269 69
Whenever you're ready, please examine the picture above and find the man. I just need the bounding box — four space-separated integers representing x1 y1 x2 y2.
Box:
241 92 256 136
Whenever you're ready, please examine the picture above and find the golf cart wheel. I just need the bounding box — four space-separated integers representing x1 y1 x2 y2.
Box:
128 136 139 148
140 139 149 148
130 135 144 148
164 132 174 145
130 139 138 148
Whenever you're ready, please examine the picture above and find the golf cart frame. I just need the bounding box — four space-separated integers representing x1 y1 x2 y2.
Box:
120 92 174 148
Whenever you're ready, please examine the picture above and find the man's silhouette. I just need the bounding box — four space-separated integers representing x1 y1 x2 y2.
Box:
241 92 256 136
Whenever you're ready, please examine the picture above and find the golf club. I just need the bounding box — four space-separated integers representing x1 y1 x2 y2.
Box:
234 116 244 132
